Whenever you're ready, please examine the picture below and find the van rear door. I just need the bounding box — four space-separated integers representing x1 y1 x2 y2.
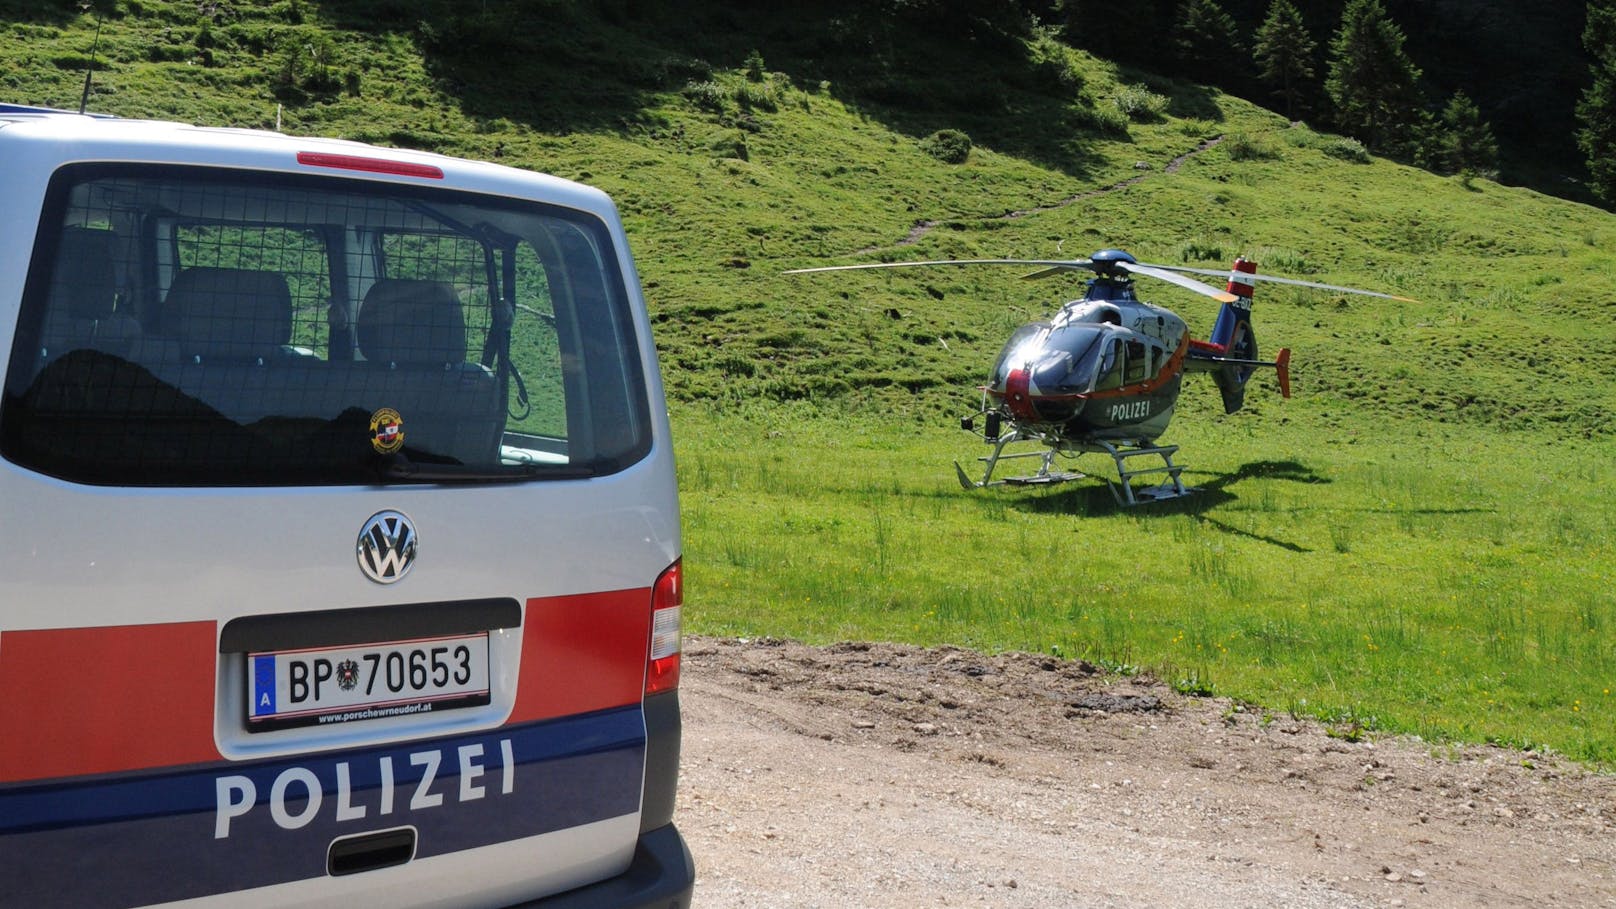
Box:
0 142 683 908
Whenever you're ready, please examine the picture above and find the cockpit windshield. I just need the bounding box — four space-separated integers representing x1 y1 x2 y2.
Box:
990 323 1118 397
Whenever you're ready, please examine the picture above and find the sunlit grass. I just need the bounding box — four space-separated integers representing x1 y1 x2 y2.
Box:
675 402 1616 766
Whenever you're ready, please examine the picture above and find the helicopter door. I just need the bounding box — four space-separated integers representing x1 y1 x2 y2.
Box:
1094 338 1124 391
1123 340 1150 385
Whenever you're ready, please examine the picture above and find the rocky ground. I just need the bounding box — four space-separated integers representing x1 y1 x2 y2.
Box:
676 636 1615 908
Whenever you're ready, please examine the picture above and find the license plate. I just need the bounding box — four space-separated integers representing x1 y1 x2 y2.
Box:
247 633 490 731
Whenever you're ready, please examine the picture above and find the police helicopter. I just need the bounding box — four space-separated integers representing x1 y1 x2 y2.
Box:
785 250 1411 504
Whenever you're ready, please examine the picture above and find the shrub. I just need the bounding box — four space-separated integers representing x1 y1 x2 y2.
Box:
1321 137 1371 163
657 55 712 84
1030 27 1085 94
1176 237 1224 262
1224 131 1280 161
269 30 341 98
1082 105 1132 137
147 42 192 63
1112 84 1167 122
1282 124 1320 148
1179 119 1218 139
919 129 972 164
683 79 730 114
736 80 779 113
1249 246 1315 274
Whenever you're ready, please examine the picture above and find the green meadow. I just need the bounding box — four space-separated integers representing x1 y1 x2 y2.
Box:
677 404 1615 764
5 2 1615 764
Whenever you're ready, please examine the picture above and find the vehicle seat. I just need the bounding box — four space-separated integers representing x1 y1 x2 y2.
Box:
352 278 501 464
164 267 293 363
40 226 138 359
357 279 467 367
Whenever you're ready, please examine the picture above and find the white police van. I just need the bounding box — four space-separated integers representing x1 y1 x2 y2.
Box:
0 104 692 908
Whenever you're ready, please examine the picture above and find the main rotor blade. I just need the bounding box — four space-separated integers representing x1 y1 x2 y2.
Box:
1141 262 1417 302
1020 264 1092 280
1119 262 1239 304
1244 272 1417 302
782 258 1092 275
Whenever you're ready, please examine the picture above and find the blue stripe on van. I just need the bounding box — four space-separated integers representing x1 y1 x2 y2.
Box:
0 705 645 909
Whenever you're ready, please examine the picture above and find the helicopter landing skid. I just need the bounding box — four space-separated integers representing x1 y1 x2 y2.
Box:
955 434 1085 490
955 434 1193 505
1094 441 1194 506
1002 471 1087 486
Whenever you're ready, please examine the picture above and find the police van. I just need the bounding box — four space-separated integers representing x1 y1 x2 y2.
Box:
0 105 692 908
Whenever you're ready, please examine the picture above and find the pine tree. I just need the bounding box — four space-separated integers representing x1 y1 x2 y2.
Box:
1577 0 1616 202
1324 0 1423 156
1172 0 1243 76
1440 91 1500 179
1252 0 1316 119
1058 0 1167 69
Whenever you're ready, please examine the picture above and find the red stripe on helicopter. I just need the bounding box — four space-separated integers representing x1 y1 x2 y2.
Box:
1081 334 1190 401
1225 257 1257 298
993 335 1191 408
1004 367 1040 421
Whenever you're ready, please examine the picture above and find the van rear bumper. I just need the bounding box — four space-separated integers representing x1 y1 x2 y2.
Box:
515 823 693 909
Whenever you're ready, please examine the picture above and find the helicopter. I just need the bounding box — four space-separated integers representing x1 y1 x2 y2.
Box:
785 249 1411 504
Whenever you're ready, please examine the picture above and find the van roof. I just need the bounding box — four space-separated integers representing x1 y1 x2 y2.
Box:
0 106 615 217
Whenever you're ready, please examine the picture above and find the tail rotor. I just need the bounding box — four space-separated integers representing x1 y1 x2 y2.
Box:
1209 258 1260 414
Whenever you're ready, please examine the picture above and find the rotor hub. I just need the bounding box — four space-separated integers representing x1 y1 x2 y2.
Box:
1087 249 1138 277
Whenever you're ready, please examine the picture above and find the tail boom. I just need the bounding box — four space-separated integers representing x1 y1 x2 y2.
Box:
1195 257 1290 413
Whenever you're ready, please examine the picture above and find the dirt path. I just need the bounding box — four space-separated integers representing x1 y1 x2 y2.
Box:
676 636 1616 908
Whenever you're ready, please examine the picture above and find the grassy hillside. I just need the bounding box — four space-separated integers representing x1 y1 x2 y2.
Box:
12 0 1605 429
5 1 1615 763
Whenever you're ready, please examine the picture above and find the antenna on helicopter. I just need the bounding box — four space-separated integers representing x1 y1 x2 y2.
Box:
77 3 105 116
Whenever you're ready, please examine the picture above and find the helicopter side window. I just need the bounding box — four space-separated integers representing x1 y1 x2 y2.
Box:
1123 340 1150 384
1094 339 1123 391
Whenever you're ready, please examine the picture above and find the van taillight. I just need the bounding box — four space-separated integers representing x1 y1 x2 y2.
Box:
646 559 682 695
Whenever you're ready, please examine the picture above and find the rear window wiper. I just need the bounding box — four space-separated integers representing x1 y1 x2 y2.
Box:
373 452 593 484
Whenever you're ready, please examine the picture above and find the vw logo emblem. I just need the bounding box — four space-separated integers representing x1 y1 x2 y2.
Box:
357 510 417 584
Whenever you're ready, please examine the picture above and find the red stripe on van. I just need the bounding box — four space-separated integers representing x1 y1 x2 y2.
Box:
0 622 220 783
509 589 649 724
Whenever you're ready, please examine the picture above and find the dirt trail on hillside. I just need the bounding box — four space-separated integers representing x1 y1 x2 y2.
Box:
677 636 1616 908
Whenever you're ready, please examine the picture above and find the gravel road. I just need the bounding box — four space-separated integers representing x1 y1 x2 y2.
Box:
676 636 1615 908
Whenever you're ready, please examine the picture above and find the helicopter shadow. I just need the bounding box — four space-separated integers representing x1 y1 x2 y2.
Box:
1010 459 1327 553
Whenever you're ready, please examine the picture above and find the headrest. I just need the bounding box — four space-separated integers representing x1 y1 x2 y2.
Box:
357 279 467 366
166 267 292 360
48 227 118 321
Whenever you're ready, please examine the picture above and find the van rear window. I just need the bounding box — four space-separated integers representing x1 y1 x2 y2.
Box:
1 164 652 486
